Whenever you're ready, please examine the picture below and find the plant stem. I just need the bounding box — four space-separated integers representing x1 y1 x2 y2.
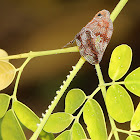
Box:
88 86 101 99
108 130 113 140
12 57 32 101
0 46 79 60
74 105 84 123
117 128 140 136
30 0 128 138
95 0 129 138
95 64 119 140
100 81 124 87
29 57 86 140
110 0 128 22
12 57 32 107
74 87 101 123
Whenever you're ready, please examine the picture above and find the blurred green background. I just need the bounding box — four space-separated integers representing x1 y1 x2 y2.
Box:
1 0 140 139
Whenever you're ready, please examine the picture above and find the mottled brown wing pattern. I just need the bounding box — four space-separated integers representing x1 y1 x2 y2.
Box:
76 29 99 64
65 9 113 65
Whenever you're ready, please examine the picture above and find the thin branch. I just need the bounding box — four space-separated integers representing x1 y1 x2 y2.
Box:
0 46 79 60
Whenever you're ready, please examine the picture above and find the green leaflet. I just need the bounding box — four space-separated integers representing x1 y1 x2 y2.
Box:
0 94 10 118
72 122 87 140
0 49 9 62
43 112 74 133
0 61 16 90
13 101 40 132
109 44 132 81
126 135 140 140
65 89 86 114
131 103 140 131
13 101 54 140
106 85 134 123
55 130 71 140
54 122 87 140
1 109 26 140
0 118 2 140
39 131 54 140
125 67 140 97
83 99 107 140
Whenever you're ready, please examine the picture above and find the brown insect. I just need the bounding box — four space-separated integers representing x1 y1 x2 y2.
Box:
65 10 113 65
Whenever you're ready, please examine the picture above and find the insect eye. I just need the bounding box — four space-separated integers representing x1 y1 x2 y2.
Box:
97 13 102 16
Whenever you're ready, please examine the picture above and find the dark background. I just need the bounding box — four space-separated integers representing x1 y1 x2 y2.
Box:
1 0 140 139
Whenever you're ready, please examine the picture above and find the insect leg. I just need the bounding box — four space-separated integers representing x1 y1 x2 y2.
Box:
63 32 81 48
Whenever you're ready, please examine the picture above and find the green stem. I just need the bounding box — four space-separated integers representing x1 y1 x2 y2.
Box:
74 105 84 123
95 64 119 140
117 128 140 136
0 46 79 60
12 57 32 103
100 81 124 87
29 57 86 140
30 0 128 138
88 87 101 99
110 0 128 22
74 87 101 123
95 64 106 98
108 130 113 140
